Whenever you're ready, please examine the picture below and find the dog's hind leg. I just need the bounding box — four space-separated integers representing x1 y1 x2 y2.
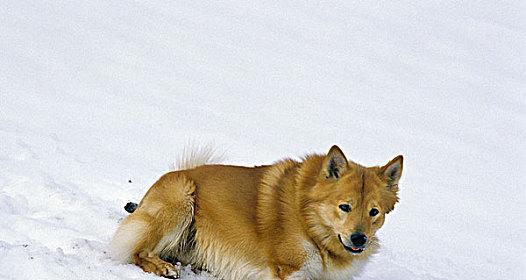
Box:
111 172 196 278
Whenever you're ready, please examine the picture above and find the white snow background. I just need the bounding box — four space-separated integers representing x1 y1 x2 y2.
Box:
0 1 524 279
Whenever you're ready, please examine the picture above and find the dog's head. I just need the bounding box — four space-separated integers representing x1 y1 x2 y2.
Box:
304 145 403 256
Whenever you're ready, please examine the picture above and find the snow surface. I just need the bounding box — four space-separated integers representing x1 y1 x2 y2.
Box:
1 1 524 279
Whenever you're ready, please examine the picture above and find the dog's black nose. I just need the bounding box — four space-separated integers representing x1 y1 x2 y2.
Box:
350 232 368 247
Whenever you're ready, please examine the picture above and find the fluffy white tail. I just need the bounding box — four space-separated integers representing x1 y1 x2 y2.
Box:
174 144 225 170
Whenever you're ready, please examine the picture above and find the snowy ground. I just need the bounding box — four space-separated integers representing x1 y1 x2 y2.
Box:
0 1 524 279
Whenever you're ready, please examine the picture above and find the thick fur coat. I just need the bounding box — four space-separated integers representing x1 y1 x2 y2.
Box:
111 146 403 279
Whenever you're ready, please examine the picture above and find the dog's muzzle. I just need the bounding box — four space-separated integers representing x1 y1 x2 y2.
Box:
338 233 368 254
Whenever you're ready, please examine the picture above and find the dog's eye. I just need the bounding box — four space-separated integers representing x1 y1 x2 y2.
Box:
369 208 379 217
339 204 351 212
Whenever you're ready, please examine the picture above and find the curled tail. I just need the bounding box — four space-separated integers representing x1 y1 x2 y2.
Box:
122 145 224 214
174 144 225 170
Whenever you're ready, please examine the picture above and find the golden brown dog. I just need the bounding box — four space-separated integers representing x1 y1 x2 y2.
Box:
111 145 403 279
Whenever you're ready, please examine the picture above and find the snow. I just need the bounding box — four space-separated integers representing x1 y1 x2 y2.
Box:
0 1 524 279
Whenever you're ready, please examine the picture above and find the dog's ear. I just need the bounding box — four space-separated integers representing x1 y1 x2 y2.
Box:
380 155 403 186
322 145 348 180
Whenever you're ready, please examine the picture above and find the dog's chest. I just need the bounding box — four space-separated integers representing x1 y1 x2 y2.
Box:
295 241 324 279
289 241 366 280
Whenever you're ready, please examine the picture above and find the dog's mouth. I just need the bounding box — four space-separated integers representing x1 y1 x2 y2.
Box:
338 234 365 254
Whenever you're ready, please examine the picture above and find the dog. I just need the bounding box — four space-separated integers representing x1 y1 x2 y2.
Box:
111 145 403 279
